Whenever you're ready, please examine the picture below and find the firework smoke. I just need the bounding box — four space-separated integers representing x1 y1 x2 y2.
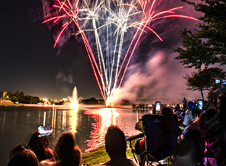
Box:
41 0 198 104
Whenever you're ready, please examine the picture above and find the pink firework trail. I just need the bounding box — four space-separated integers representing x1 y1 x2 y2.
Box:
42 0 198 104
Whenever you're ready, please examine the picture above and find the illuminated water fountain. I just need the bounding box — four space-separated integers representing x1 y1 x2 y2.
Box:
68 86 79 109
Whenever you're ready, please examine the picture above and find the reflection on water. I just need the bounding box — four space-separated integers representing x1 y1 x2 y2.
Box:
1 111 6 136
83 108 123 151
0 106 146 166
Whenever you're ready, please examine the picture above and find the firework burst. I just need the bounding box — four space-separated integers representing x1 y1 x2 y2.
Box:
42 0 198 104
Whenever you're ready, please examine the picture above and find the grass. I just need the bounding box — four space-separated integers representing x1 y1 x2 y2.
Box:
0 102 24 106
82 145 135 165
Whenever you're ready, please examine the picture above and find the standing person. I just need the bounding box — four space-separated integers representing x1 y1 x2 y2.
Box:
183 97 187 111
152 108 156 115
183 101 195 128
174 104 181 116
101 126 139 166
183 108 193 128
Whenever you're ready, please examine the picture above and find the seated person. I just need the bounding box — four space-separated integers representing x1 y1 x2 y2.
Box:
9 143 27 160
204 93 226 165
134 108 177 163
101 125 139 166
7 149 39 166
40 132 81 166
205 107 217 121
27 132 55 162
183 113 207 139
174 129 205 166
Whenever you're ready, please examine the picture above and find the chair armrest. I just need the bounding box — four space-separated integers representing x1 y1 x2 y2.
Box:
135 120 144 132
127 133 145 141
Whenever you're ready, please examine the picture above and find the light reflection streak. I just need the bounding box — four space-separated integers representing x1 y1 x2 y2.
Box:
1 111 6 136
43 112 46 126
62 110 66 131
68 109 78 133
83 108 123 152
38 110 41 124
13 112 18 124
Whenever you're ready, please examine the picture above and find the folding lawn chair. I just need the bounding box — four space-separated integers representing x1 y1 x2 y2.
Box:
128 114 180 166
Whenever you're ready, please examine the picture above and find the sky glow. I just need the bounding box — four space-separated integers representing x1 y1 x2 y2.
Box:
42 0 198 104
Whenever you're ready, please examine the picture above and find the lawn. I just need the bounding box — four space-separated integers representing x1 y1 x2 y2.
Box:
82 146 135 165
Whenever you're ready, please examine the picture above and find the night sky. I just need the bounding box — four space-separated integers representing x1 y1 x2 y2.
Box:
0 0 215 103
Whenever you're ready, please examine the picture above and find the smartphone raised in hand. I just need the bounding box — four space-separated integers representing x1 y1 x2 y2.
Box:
37 125 53 137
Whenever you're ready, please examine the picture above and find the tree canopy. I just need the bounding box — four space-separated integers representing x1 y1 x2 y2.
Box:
184 67 225 100
0 90 40 104
174 0 226 69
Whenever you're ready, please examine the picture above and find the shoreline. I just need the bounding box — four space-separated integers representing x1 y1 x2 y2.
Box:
0 103 133 109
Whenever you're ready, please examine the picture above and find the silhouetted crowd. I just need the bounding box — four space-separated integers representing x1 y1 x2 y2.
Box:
173 93 226 166
7 125 139 166
7 92 226 166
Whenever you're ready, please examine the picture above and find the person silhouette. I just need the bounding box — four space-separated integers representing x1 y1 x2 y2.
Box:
102 125 138 166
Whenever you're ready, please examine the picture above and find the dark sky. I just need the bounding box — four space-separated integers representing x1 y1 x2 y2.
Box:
0 0 101 99
0 0 213 103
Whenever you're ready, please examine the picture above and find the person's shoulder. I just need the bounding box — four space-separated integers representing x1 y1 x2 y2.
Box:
71 148 82 160
125 158 139 166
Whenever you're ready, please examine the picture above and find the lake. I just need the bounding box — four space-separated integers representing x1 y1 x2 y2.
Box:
0 106 146 165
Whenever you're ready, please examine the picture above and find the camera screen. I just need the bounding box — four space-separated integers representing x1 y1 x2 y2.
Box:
222 80 226 85
155 101 161 111
197 100 203 110
38 125 53 137
215 79 220 84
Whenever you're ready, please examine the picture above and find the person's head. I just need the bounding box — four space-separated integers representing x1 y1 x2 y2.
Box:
9 143 26 160
54 132 77 159
205 107 217 120
105 125 127 158
7 149 39 166
194 108 201 117
198 113 207 129
217 92 226 112
161 107 175 137
27 132 49 161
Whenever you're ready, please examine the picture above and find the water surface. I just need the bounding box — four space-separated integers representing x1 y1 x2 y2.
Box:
0 106 145 165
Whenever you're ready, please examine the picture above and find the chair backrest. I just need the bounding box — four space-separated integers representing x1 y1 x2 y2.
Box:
142 114 178 152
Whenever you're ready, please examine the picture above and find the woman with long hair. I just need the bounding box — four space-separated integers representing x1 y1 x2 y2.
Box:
40 132 81 166
54 132 81 166
161 107 175 138
27 132 55 162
